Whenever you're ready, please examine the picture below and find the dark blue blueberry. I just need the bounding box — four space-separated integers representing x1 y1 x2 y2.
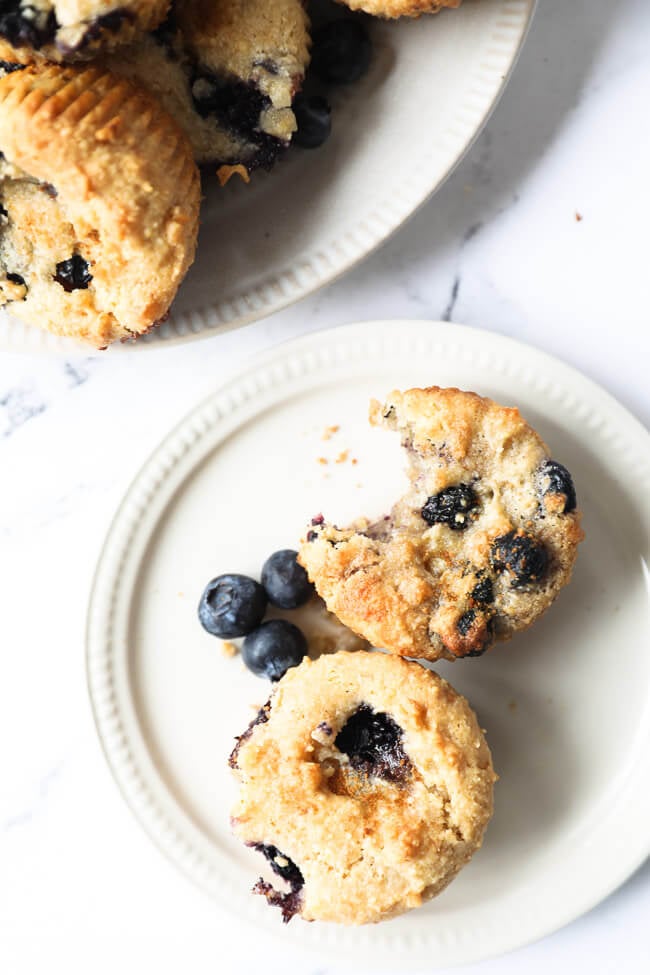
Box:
538 459 577 513
250 843 304 889
335 704 411 783
454 609 494 657
0 60 24 74
198 573 267 638
293 94 331 149
421 483 479 530
456 609 476 636
242 619 307 680
491 531 548 588
470 576 494 604
311 19 372 85
190 71 285 171
261 549 313 609
250 842 304 923
0 3 57 49
54 255 92 292
191 72 269 131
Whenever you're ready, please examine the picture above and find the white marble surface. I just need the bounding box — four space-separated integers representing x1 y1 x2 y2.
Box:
1 0 649 971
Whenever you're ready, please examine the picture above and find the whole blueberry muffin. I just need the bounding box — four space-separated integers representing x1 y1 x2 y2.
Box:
0 63 200 347
0 0 170 64
230 651 495 924
337 0 460 19
299 387 584 661
103 0 310 171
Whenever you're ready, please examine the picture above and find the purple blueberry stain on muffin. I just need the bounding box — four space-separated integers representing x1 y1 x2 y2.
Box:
249 842 304 923
335 704 412 784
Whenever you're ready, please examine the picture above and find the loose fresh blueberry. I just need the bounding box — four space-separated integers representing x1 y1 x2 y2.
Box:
54 255 92 292
538 459 577 513
261 549 313 609
293 94 331 149
242 619 307 680
470 576 494 604
198 573 267 638
311 19 372 85
421 483 479 530
491 531 548 588
335 704 411 783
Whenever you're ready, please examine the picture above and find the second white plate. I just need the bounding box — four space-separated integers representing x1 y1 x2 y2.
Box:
87 320 650 968
1 0 534 352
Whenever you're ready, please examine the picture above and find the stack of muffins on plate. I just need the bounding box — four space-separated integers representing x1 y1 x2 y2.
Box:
0 0 465 347
0 0 312 346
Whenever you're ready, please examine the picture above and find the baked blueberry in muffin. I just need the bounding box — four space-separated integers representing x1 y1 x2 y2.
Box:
104 0 311 171
0 56 23 74
299 387 584 661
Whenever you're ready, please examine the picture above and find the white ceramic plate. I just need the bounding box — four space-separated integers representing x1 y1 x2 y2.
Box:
86 320 650 968
1 0 535 353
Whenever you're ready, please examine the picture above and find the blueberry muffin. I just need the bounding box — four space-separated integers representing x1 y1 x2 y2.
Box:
299 387 584 661
0 63 200 347
230 651 495 924
337 0 460 19
0 0 169 64
103 0 310 170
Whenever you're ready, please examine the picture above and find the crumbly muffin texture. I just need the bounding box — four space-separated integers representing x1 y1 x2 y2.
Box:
0 0 170 64
337 0 461 20
299 387 584 661
230 651 495 925
0 63 200 347
104 0 310 170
